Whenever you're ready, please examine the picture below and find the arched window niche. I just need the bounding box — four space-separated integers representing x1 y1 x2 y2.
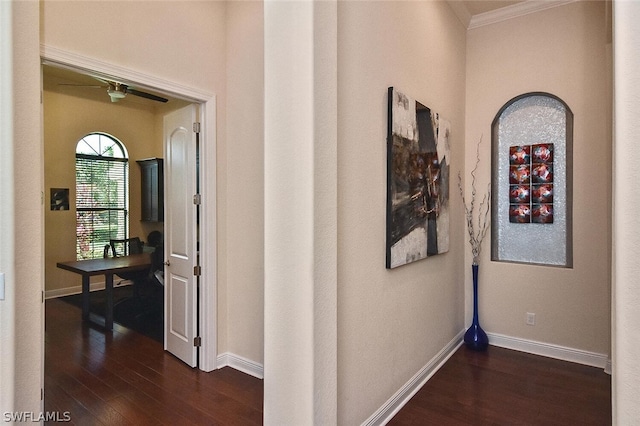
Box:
491 92 573 268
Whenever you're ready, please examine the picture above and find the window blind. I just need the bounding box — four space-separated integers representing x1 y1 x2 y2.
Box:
76 154 129 259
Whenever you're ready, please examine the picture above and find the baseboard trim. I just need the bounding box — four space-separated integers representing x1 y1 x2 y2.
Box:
362 330 464 426
364 330 612 425
216 352 264 380
486 332 611 371
45 281 132 300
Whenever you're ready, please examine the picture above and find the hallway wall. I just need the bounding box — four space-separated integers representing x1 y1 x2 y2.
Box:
465 0 611 358
337 2 467 423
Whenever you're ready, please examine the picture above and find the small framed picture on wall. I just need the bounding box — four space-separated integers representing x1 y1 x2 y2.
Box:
50 188 69 211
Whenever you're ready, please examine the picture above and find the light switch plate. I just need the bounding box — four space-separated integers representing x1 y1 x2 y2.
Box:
0 272 5 300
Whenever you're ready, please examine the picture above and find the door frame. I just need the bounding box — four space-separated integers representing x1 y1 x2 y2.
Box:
41 45 218 372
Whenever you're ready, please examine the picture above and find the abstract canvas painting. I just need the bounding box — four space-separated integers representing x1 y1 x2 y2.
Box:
386 87 451 269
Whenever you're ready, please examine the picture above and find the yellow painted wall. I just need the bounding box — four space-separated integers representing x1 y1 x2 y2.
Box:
43 85 164 293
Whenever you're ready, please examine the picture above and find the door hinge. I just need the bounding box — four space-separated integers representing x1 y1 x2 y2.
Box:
193 122 201 133
193 194 202 205
194 336 202 347
41 388 44 400
194 265 202 276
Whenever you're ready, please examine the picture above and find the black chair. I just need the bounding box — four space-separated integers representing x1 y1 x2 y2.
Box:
105 237 148 298
132 232 164 328
109 237 144 257
145 231 165 287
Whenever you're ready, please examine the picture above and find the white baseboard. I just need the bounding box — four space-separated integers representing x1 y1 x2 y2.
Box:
45 280 132 299
362 330 464 426
364 330 612 425
486 332 611 372
216 352 264 380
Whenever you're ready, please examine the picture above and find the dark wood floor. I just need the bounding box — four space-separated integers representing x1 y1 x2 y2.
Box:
46 298 610 425
44 298 263 425
389 344 611 425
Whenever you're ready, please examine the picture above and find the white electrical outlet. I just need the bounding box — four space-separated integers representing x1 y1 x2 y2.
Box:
526 312 536 326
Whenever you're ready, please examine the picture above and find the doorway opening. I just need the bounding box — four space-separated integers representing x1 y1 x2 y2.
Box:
41 51 217 373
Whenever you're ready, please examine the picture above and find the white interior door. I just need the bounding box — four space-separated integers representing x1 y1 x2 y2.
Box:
164 104 199 367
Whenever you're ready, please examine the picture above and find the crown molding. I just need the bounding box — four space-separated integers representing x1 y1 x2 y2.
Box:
469 0 578 29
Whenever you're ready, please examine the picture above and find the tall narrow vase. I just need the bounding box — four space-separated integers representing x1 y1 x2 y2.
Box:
464 264 489 351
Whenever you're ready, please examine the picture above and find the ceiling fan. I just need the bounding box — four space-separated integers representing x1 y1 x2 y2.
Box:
105 81 168 103
59 79 169 103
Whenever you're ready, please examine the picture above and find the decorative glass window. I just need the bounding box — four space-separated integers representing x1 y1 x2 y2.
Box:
491 93 573 267
75 133 129 260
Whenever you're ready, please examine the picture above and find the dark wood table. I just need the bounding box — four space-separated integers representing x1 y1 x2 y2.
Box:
57 253 152 330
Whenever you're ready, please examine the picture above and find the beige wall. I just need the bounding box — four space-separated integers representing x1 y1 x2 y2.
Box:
465 2 611 355
224 1 265 365
40 1 226 92
337 2 467 423
13 0 43 415
43 86 163 292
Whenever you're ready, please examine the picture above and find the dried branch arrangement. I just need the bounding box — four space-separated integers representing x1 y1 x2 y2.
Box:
458 137 491 265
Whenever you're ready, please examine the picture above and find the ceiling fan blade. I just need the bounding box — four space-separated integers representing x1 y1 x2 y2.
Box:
125 88 169 103
58 83 105 89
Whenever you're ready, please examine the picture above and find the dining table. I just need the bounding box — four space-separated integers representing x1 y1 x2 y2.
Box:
56 253 152 330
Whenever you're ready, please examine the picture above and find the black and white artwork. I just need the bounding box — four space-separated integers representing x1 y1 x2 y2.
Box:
386 87 451 269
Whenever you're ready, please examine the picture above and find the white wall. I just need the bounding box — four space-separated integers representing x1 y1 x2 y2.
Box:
613 1 640 422
337 2 467 423
264 1 338 423
0 0 16 414
465 1 611 357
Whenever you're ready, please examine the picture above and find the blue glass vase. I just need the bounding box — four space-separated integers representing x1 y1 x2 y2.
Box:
464 264 489 351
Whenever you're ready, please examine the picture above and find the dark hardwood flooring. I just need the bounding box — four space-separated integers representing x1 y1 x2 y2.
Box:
389 344 611 425
44 297 263 425
46 298 610 425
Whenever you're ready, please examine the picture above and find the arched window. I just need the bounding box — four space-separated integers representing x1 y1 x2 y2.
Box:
75 133 129 260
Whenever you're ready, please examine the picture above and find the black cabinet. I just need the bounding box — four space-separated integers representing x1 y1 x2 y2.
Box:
137 158 164 222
